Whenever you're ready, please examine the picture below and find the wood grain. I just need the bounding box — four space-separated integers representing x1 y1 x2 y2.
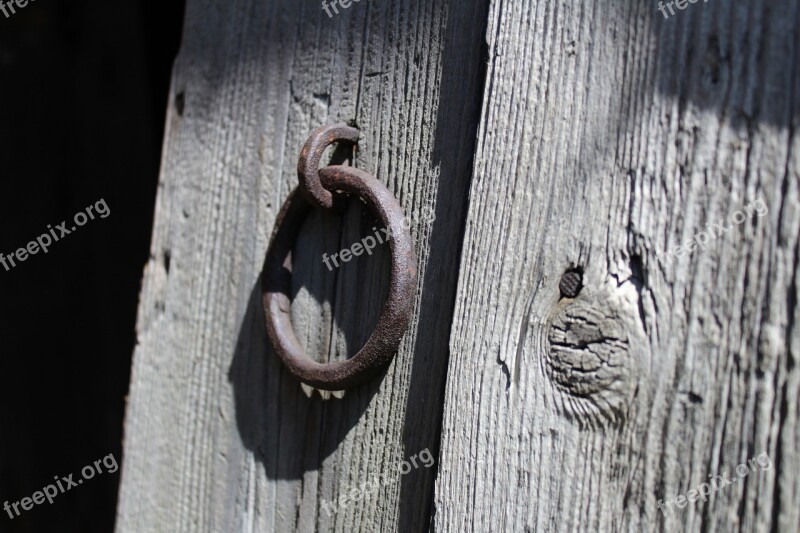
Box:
434 0 800 531
115 0 488 531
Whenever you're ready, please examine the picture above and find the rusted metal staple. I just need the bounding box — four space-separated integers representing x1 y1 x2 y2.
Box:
262 125 417 390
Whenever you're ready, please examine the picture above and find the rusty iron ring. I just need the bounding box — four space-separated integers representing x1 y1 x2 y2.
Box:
297 124 360 210
262 163 417 390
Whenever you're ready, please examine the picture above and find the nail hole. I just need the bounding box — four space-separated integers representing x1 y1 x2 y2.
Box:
175 92 185 116
559 268 583 299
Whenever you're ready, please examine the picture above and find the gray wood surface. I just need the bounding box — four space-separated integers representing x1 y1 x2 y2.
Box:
114 0 488 532
117 0 800 531
434 0 800 531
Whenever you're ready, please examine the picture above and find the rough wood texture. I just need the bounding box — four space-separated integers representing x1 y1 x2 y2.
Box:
119 0 800 530
115 0 487 531
435 0 800 531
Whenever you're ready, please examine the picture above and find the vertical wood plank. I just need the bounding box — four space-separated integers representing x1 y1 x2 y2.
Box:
435 0 800 531
115 0 488 531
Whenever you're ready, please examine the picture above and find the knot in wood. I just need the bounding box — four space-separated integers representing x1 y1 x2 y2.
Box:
545 295 636 426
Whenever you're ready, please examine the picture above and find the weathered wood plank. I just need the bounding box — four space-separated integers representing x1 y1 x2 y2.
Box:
435 0 800 531
115 0 487 532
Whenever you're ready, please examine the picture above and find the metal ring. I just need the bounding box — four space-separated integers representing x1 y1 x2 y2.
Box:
297 124 360 210
262 165 417 390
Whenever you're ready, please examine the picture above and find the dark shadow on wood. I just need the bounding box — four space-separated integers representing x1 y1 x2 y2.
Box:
397 1 492 532
228 192 389 481
647 0 799 128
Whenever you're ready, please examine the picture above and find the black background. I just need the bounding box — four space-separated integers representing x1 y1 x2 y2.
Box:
0 1 184 531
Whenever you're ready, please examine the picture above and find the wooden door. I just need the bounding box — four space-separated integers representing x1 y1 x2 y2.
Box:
115 0 800 531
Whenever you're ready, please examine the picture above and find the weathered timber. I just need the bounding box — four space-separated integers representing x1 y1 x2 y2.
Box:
435 0 800 531
115 0 487 531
